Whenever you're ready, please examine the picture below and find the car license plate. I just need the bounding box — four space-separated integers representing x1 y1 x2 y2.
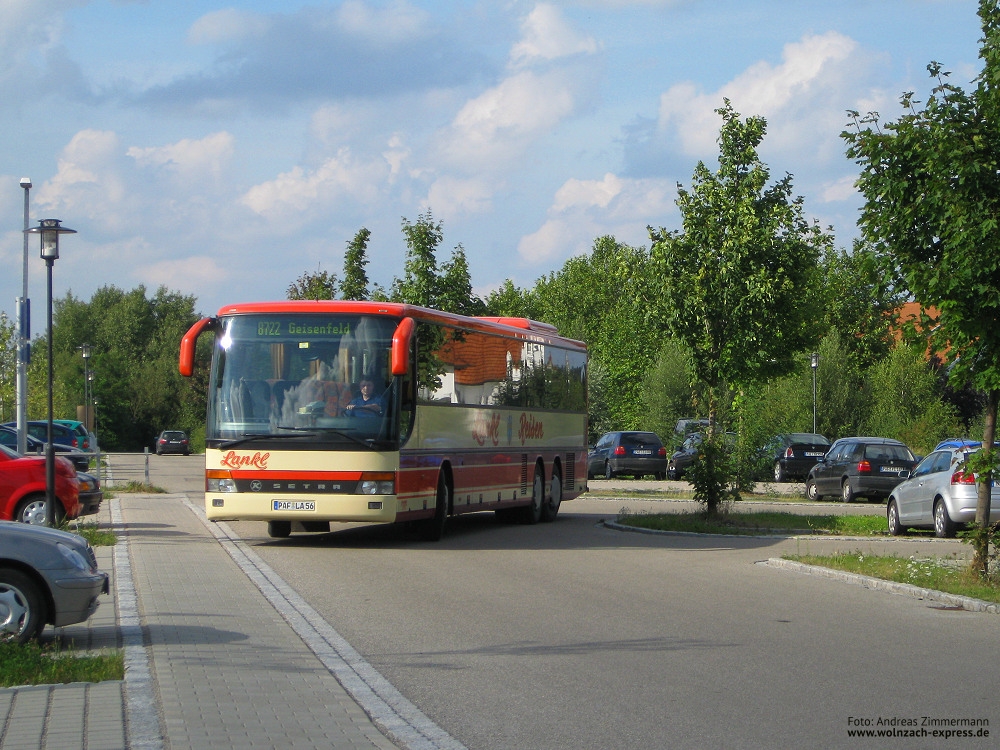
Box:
633 450 652 455
805 451 824 457
879 467 900 474
273 501 315 511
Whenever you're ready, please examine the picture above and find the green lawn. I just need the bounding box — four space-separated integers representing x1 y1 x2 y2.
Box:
0 642 123 688
615 508 889 536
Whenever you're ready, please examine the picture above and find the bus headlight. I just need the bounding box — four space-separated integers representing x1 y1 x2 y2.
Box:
206 470 237 493
357 473 394 495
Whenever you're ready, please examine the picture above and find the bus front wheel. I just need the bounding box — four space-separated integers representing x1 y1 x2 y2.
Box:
419 473 449 541
267 521 291 538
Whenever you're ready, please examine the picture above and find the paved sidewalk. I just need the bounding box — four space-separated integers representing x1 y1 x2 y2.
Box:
0 495 452 750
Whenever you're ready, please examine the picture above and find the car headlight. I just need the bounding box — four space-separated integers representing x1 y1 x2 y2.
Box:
357 480 394 495
207 477 238 492
56 542 90 571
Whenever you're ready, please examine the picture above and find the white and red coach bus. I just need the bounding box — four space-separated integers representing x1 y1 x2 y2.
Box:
179 301 588 540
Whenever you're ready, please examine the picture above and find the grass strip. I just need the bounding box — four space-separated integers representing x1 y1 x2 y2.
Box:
616 509 890 536
784 552 1000 604
0 642 124 687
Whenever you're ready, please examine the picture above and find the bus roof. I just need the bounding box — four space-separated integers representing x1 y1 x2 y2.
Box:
212 300 586 350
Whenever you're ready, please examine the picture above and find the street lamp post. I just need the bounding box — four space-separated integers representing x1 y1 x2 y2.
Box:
811 352 819 435
16 178 31 455
80 344 93 441
25 219 76 526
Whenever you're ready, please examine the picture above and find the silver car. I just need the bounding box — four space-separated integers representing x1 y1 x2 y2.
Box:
887 448 1000 537
0 521 109 643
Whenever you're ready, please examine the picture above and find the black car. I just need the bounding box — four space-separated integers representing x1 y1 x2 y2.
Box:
156 430 191 455
766 433 831 482
588 431 667 479
668 431 736 480
76 471 103 516
0 425 91 472
805 437 917 502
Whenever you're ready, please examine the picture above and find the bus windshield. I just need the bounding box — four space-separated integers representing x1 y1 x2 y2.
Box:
206 313 403 449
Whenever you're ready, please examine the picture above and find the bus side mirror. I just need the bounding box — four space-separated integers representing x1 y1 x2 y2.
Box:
391 317 415 376
179 317 218 377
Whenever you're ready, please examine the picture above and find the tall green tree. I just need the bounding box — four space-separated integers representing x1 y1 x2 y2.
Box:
843 0 1000 549
287 266 338 300
483 279 541 320
340 228 371 300
0 312 15 423
532 236 659 431
649 102 832 511
438 244 486 316
820 241 905 369
50 285 204 451
392 211 443 307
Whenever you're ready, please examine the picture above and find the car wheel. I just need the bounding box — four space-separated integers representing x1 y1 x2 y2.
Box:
0 567 46 644
420 473 450 540
604 461 615 480
520 466 544 525
773 461 786 483
15 494 63 526
805 478 822 501
541 469 562 522
267 521 291 538
934 499 957 538
887 499 904 536
841 480 855 503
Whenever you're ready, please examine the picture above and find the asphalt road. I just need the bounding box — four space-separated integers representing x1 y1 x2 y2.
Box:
120 455 998 749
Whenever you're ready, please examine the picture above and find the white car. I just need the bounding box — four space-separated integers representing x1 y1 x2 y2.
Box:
887 447 1000 537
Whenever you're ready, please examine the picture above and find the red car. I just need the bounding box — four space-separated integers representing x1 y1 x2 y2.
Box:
0 444 80 525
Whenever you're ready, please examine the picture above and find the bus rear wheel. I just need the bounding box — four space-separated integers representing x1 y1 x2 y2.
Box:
541 469 562 522
419 473 449 541
521 466 544 525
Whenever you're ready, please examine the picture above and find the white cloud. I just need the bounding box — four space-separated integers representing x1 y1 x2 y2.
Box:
127 132 235 180
519 173 675 264
820 174 858 203
423 176 494 221
138 255 234 295
439 69 578 168
658 32 861 156
509 4 599 68
34 130 132 231
241 148 388 220
336 0 429 43
187 9 270 45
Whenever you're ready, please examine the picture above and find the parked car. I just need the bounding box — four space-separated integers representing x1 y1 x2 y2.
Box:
76 471 103 516
765 433 831 482
0 521 109 643
0 444 80 525
668 431 737 480
0 425 91 472
53 419 94 452
805 437 917 503
887 446 1000 537
155 430 191 456
2 420 88 452
674 418 709 438
588 431 667 479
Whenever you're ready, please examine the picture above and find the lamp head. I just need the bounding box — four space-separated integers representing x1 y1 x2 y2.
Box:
25 218 76 261
20 177 32 189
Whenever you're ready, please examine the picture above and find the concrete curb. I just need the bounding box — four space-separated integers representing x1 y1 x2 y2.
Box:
762 558 1000 614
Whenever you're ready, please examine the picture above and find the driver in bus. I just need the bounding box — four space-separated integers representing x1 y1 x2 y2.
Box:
344 379 384 416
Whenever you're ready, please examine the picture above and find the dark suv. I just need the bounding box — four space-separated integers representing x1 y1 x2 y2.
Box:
805 437 916 502
155 430 191 455
588 431 667 479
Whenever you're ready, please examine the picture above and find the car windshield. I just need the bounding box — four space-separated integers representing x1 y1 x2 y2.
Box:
863 444 914 462
788 433 828 445
621 433 661 448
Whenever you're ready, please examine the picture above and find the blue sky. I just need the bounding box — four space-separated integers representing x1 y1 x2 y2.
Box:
0 0 984 320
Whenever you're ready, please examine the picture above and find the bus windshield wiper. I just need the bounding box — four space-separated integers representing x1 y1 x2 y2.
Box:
219 432 321 449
